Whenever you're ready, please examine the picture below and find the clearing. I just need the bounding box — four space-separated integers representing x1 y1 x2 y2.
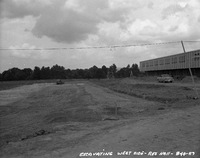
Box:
0 79 200 158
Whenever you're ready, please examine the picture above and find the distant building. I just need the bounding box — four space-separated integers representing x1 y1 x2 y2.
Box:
140 49 200 77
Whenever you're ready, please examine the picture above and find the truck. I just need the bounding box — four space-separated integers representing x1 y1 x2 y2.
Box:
157 74 174 83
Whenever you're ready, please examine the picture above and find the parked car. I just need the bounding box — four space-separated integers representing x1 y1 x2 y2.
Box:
157 74 174 83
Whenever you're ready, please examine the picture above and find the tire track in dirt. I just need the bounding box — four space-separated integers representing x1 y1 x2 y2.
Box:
59 105 200 158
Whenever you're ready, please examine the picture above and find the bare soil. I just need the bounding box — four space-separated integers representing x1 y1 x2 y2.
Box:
0 79 200 158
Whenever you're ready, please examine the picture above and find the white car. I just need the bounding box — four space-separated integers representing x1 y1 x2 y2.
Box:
157 74 174 83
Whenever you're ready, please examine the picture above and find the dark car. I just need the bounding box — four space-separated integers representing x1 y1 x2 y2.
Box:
56 79 64 85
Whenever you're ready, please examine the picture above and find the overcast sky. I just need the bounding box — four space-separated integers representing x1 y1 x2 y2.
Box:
0 0 200 72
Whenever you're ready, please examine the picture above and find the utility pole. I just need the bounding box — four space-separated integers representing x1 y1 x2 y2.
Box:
181 41 199 99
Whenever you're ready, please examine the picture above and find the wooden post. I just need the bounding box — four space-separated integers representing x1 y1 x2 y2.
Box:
181 41 199 98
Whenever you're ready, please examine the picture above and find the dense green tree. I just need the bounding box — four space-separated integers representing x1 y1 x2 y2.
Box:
84 69 91 79
22 68 32 80
1 68 26 81
2 70 14 81
131 64 140 76
111 64 117 75
71 69 80 78
89 65 99 78
107 64 117 78
0 63 141 81
116 68 128 78
101 65 107 78
115 64 140 78
40 67 51 79
65 69 72 79
50 64 65 79
75 69 86 79
14 68 26 80
31 66 41 80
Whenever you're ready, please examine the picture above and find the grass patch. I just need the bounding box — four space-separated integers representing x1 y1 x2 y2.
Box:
92 79 196 103
0 80 56 91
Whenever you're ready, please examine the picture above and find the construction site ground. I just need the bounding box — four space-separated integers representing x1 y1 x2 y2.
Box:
0 78 200 158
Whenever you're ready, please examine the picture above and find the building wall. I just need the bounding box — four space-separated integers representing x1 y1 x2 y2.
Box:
140 49 200 72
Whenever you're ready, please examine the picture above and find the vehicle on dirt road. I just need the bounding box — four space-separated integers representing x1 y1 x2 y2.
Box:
56 79 64 85
157 74 174 83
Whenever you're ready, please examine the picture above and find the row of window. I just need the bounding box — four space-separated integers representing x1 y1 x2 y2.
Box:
142 55 199 68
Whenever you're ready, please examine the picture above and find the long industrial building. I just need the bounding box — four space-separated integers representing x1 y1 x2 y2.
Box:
140 49 200 77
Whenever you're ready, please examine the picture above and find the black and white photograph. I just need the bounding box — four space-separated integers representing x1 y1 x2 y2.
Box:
0 0 200 157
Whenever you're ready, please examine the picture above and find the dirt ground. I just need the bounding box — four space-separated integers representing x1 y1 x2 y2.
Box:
0 79 200 158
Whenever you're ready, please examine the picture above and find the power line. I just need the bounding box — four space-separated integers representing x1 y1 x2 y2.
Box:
0 41 180 50
182 40 200 43
0 40 199 51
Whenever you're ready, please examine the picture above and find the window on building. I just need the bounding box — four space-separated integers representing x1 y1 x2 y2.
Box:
174 57 177 63
172 57 177 64
165 58 170 65
154 60 158 66
150 61 153 67
194 57 200 61
159 59 164 65
179 55 185 63
142 62 145 67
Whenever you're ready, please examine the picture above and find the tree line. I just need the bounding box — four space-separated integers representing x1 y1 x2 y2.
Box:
0 63 140 81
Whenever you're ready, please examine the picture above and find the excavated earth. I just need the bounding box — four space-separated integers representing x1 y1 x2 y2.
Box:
0 80 200 158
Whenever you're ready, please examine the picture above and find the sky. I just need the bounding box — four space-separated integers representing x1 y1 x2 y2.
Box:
0 0 200 72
